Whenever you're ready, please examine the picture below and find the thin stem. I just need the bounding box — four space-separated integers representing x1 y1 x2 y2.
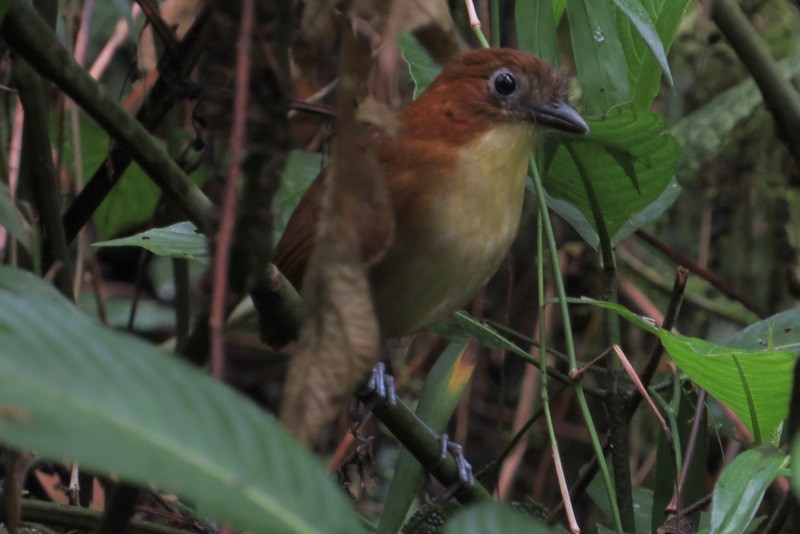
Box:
465 0 490 48
528 158 623 533
209 0 255 379
538 209 579 533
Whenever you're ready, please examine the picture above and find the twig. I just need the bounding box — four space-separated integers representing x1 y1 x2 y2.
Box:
209 0 255 379
635 229 763 317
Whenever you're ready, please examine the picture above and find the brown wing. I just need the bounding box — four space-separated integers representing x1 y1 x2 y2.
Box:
272 168 327 290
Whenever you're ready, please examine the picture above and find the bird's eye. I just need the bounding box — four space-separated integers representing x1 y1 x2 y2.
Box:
491 69 517 97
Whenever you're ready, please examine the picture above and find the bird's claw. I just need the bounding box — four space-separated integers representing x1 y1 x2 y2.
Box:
366 363 396 406
437 434 475 491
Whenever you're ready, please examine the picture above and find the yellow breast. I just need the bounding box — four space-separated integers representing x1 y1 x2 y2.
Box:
371 123 537 337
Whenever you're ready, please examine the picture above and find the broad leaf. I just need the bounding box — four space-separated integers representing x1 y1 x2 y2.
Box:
0 266 362 534
93 221 208 264
515 0 559 66
566 0 630 115
570 299 797 443
711 448 787 534
542 103 679 247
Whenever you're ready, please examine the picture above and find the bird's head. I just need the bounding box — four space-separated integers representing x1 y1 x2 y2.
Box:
401 48 588 144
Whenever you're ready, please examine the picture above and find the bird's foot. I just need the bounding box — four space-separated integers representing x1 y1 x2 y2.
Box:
366 362 396 406
436 434 475 498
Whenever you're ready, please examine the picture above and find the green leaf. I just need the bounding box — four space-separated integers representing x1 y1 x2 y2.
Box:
433 311 531 360
613 174 681 243
710 448 787 534
589 475 653 534
398 33 441 98
93 221 208 264
58 114 159 240
274 150 324 241
0 183 34 254
542 103 679 247
671 55 800 184
611 0 673 88
725 308 800 355
93 161 165 240
565 0 630 115
515 0 559 66
570 298 798 443
444 502 561 534
615 0 690 107
0 266 362 534
620 0 689 108
378 339 472 534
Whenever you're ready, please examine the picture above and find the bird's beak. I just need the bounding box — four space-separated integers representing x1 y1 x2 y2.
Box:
529 101 589 134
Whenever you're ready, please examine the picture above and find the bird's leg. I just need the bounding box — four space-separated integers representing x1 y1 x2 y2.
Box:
359 363 476 501
347 363 396 424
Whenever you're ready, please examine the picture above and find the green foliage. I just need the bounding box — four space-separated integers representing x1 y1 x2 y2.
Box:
616 0 690 108
274 150 324 240
565 0 630 115
515 0 558 66
581 299 798 444
710 448 787 534
541 103 679 248
0 266 363 533
93 221 208 264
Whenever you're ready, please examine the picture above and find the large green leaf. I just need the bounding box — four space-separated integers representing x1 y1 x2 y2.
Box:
542 103 679 246
378 339 472 534
710 447 787 534
616 0 690 108
515 0 559 66
566 0 630 115
570 299 797 444
0 266 362 534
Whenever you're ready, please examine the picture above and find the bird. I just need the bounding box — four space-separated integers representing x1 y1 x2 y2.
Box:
271 48 588 343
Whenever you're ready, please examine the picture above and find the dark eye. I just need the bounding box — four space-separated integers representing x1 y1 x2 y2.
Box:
491 69 517 97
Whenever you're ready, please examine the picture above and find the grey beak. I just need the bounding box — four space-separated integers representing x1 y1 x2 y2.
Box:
530 101 589 134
